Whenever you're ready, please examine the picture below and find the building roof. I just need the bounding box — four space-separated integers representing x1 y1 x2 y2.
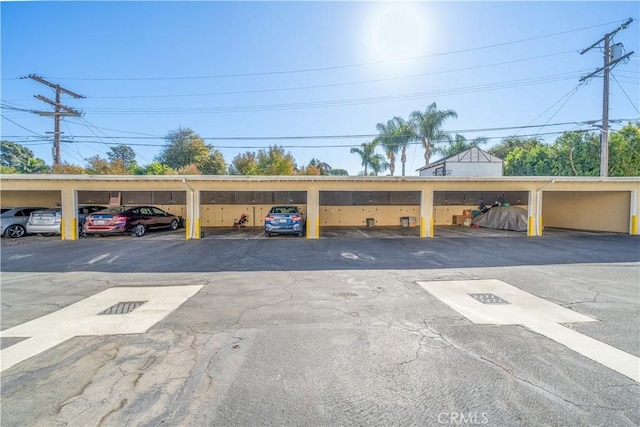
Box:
416 147 503 171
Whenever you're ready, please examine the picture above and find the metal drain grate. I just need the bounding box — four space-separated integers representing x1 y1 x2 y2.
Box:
468 293 510 305
99 301 147 315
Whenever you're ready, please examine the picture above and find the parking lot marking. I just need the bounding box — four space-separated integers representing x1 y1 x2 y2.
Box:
355 228 370 238
0 285 202 373
8 254 34 260
85 254 110 264
418 279 640 382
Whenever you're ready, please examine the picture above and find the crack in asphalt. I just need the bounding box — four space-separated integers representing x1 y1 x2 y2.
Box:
419 321 595 412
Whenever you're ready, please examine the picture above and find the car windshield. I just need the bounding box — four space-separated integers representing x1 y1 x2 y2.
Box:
98 207 127 214
271 207 298 214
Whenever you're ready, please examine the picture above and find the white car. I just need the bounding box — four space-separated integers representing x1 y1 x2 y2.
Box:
27 205 108 237
1 207 49 238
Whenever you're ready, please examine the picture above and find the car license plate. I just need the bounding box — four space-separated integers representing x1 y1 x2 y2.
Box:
279 219 287 223
95 220 107 225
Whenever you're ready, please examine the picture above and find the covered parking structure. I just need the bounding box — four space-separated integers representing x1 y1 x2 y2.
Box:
1 175 638 239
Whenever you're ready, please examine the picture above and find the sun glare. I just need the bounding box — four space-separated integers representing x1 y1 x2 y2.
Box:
366 3 428 64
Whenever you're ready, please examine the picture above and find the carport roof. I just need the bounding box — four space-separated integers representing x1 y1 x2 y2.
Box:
2 174 640 183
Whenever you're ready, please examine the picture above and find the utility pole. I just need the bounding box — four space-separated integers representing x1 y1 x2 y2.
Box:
24 74 84 166
580 18 634 177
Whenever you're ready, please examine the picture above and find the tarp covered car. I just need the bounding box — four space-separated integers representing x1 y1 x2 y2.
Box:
472 206 528 232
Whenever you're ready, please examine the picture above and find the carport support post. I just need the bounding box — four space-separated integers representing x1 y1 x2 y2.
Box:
60 188 78 240
182 179 200 240
631 189 639 235
306 186 320 239
527 189 542 237
187 189 201 240
420 189 434 238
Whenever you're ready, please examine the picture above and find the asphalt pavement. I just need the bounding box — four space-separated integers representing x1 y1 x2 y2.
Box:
1 230 639 426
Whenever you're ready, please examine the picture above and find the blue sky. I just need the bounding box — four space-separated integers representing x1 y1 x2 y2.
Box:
2 1 639 175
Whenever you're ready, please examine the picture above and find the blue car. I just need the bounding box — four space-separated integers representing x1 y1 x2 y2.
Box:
264 205 305 237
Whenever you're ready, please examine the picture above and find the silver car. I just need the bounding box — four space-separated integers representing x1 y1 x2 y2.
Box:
1 207 49 238
27 205 107 237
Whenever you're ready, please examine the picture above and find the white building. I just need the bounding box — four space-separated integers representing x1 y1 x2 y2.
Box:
417 147 503 177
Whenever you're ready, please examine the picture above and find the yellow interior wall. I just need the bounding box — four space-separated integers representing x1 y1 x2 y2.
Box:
158 204 186 219
199 204 536 227
200 205 308 227
542 191 629 233
320 206 420 226
1 190 60 208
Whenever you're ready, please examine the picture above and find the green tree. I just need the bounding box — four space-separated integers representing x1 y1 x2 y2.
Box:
308 158 333 175
85 155 113 175
0 165 18 174
107 144 138 172
503 143 557 176
488 136 541 160
298 158 346 176
609 122 640 177
1 140 48 173
255 145 296 175
327 168 349 176
409 102 458 166
157 127 226 174
15 156 48 174
137 161 176 175
552 131 599 176
198 150 227 175
229 152 259 175
1 140 34 167
350 140 387 175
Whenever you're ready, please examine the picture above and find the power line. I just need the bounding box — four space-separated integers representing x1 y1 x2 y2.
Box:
5 118 636 143
0 115 46 136
6 130 597 150
44 71 586 116
535 84 584 136
612 73 640 114
77 51 577 100
14 19 628 82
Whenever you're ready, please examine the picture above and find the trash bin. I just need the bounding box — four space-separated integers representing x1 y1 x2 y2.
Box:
401 217 409 228
366 218 375 228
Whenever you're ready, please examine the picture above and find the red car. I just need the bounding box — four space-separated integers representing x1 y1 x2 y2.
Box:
84 206 182 237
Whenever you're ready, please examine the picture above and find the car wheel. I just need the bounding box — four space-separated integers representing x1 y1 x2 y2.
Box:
133 224 146 237
78 225 86 238
266 231 272 238
99 234 109 237
170 219 178 231
298 231 304 237
6 224 26 238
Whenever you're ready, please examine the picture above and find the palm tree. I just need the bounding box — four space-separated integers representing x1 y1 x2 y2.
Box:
392 116 413 176
16 157 48 174
409 102 458 166
376 120 399 176
369 152 389 176
350 140 388 175
437 134 489 157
